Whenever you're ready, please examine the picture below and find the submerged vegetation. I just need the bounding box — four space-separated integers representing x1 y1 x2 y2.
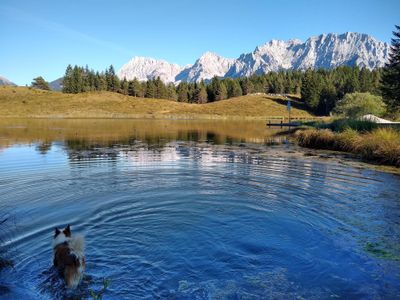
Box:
89 278 110 300
364 242 400 261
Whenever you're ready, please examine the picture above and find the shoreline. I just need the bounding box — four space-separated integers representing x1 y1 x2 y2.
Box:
294 127 400 169
0 115 294 121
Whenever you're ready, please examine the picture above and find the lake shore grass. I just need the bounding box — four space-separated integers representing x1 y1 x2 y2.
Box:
0 86 314 120
295 127 400 167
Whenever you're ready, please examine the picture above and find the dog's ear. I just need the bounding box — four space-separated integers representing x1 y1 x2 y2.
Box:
54 227 61 237
63 224 71 237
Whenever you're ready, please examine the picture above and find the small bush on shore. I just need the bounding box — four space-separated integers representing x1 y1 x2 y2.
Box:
295 128 400 167
334 128 360 152
324 119 378 132
333 92 386 119
355 128 400 166
295 129 335 149
300 119 378 133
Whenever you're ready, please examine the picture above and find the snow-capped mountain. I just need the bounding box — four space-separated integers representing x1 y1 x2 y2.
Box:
0 75 16 86
175 52 235 83
118 56 183 83
117 32 389 83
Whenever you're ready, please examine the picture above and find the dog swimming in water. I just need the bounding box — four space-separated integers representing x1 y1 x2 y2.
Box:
52 225 85 289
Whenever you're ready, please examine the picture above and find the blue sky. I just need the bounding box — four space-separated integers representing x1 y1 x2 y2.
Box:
1 0 399 85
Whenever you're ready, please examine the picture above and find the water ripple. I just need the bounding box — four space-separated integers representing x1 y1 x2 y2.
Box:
0 142 399 299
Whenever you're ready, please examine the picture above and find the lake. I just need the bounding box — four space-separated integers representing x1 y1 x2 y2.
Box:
0 119 399 299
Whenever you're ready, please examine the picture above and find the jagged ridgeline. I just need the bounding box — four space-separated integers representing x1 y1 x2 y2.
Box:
117 32 388 83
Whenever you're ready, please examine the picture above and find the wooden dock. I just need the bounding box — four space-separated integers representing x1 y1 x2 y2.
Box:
266 120 300 128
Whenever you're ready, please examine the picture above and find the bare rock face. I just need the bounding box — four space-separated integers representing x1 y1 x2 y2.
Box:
117 32 389 83
117 56 183 83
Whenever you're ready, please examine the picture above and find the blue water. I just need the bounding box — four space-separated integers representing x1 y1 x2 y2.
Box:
0 128 400 299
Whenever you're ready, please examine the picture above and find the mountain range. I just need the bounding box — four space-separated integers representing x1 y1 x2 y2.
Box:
117 32 389 84
1 32 390 89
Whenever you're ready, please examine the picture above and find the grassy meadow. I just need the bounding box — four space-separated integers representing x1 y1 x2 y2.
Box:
0 86 314 119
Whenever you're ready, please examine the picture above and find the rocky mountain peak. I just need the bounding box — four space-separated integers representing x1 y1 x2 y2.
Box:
117 32 389 84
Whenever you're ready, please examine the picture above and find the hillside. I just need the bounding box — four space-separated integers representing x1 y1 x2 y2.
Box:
0 86 313 119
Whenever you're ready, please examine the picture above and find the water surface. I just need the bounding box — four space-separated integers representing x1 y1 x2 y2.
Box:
0 119 399 299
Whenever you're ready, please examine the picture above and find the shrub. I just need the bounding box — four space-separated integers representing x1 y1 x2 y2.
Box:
325 119 378 132
333 92 386 119
295 127 400 167
355 128 400 166
335 129 360 151
295 129 336 149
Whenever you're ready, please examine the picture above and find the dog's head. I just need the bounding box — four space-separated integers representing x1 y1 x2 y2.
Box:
53 224 71 246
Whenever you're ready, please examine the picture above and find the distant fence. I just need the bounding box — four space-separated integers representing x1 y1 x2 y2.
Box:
265 116 324 122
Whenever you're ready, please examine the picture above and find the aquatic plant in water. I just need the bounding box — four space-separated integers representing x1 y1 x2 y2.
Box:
89 278 110 300
364 242 400 261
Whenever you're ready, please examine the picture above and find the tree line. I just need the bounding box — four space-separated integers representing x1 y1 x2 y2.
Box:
60 64 382 114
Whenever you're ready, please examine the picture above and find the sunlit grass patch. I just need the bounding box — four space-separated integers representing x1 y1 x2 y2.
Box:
295 127 400 167
0 86 314 119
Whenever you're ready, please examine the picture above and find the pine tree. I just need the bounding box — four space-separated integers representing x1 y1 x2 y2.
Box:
98 72 107 91
381 25 400 111
82 65 90 92
301 70 322 112
240 78 254 95
359 68 373 92
62 64 74 93
145 80 156 98
193 81 208 103
154 77 167 99
140 82 147 97
106 65 119 92
225 79 242 98
177 82 189 102
31 76 50 90
133 78 143 97
319 80 337 115
187 83 196 103
71 66 84 93
120 78 129 95
166 83 177 100
215 81 227 101
228 80 243 97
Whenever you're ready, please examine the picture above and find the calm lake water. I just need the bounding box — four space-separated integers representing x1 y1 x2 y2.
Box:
0 119 399 299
